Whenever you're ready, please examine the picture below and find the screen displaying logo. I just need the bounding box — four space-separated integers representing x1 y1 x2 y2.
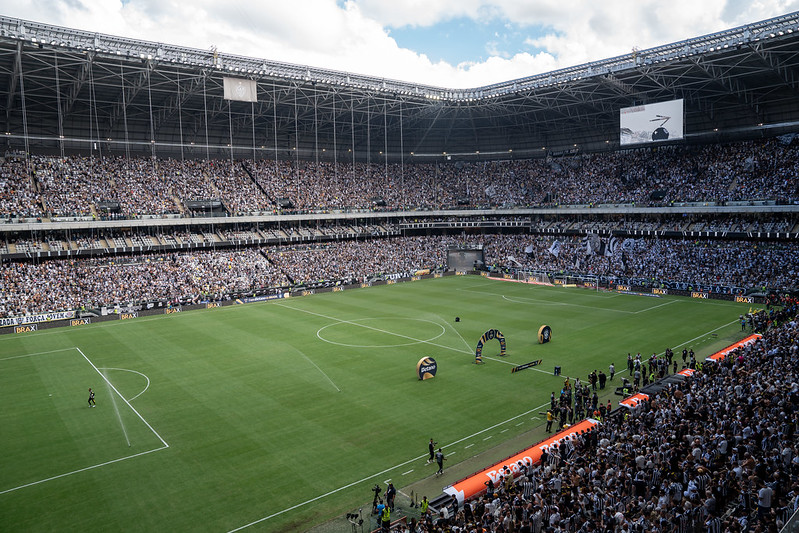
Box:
538 325 552 344
15 324 37 333
416 357 438 380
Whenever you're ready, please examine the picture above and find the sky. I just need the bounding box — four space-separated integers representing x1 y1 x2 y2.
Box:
2 1 799 88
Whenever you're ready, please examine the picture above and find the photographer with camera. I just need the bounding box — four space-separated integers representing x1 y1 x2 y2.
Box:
371 484 382 515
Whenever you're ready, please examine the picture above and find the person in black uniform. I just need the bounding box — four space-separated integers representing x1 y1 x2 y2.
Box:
427 438 437 464
435 448 446 475
88 388 96 407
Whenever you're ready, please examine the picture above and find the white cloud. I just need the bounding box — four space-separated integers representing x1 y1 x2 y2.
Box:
2 0 799 87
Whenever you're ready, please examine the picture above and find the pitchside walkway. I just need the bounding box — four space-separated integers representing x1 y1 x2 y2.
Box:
309 327 748 533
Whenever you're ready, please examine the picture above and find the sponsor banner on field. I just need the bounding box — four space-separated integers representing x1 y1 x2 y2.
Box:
71 318 91 327
443 419 599 504
480 272 488 277
735 295 754 304
620 393 649 409
360 282 372 288
0 310 76 328
416 357 438 380
511 360 543 373
411 276 421 281
301 290 315 296
332 287 344 292
206 302 221 309
165 307 182 314
120 312 138 320
434 273 443 278
616 285 631 291
15 324 38 333
653 288 668 295
705 333 762 363
691 292 709 299
456 271 466 276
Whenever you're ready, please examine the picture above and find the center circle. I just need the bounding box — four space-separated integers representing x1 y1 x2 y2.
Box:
316 317 446 348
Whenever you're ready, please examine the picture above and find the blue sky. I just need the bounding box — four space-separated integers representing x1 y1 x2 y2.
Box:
390 17 547 65
1 1 798 87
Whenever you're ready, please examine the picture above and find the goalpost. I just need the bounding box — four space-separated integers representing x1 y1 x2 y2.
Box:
525 272 552 286
553 274 599 291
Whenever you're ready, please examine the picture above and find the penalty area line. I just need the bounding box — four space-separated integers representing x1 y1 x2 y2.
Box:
0 445 167 495
76 347 169 449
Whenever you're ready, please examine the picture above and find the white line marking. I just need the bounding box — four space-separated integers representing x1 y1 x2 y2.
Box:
483 436 493 441
464 444 474 449
289 347 341 392
98 367 151 402
277 303 474 356
0 347 77 361
226 400 552 532
501 294 635 314
633 299 679 314
0 446 167 495
437 314 474 352
76 348 169 449
448 451 456 456
402 470 414 475
515 422 523 426
500 429 509 433
383 479 391 484
611 318 740 372
0 348 170 494
316 318 446 348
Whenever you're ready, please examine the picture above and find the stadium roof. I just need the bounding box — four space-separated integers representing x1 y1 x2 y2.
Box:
2 12 799 162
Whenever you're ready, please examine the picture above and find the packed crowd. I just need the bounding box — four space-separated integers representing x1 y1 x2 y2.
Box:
0 249 283 316
0 236 452 317
483 235 799 292
1 137 797 218
2 233 797 317
404 304 799 533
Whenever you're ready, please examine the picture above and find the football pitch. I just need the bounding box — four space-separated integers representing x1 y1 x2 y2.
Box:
0 275 752 532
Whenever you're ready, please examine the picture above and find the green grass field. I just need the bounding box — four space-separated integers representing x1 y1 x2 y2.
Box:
0 275 753 532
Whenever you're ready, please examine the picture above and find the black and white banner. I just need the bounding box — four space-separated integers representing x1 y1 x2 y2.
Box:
1 310 75 328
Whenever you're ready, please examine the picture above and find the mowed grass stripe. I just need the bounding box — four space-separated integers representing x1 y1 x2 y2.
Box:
0 276 751 532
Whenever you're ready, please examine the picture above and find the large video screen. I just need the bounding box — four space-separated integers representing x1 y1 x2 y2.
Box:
620 99 684 145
